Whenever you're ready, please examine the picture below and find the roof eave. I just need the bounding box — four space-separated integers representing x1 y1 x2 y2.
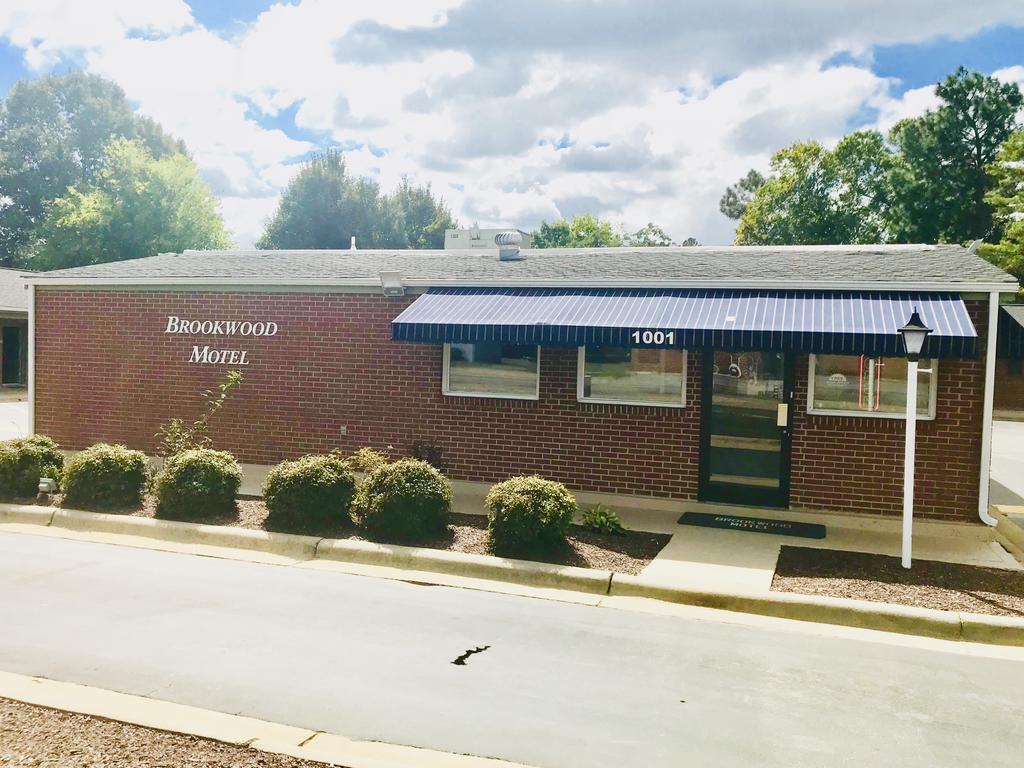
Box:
23 275 1021 292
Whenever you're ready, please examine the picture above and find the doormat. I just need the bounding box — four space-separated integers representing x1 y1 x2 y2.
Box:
678 511 826 539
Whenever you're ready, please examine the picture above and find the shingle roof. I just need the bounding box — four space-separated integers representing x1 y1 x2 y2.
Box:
0 268 31 312
26 244 1019 290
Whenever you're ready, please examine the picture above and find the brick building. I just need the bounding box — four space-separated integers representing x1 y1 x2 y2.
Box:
25 242 1018 523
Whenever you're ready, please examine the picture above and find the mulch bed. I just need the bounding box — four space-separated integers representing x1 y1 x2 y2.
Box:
772 545 1024 617
44 495 669 576
0 697 334 767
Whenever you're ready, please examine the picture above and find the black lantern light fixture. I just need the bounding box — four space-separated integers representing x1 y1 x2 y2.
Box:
899 309 932 363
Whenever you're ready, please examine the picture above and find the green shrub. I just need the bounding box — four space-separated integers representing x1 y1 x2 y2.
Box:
62 443 148 511
346 446 391 473
0 434 64 500
355 458 451 541
153 448 241 521
486 476 577 557
263 454 356 533
581 504 627 536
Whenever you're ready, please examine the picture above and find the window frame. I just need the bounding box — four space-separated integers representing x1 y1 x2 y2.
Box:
576 346 688 408
806 353 938 421
442 342 541 401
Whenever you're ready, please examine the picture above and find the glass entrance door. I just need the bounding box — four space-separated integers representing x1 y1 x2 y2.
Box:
699 351 793 508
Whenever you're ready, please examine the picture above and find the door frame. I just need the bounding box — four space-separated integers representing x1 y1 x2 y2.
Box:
697 348 795 508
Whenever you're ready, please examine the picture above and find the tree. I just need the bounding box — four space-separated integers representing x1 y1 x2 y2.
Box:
735 132 893 245
719 169 765 220
386 176 458 248
30 138 231 270
679 237 700 246
0 72 185 265
887 67 1022 243
533 214 623 248
257 152 454 249
979 131 1024 282
626 222 675 246
257 151 397 249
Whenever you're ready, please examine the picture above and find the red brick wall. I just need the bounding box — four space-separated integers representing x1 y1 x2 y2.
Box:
33 289 985 521
788 300 986 520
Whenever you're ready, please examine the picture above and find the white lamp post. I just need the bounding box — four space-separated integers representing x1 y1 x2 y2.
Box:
898 309 932 569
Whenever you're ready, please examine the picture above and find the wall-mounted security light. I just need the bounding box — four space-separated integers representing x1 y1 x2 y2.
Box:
379 271 405 297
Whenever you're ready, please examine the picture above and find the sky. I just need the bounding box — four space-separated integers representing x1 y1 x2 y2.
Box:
1 1 1023 249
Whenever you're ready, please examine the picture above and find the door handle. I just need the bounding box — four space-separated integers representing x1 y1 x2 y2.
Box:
776 403 789 427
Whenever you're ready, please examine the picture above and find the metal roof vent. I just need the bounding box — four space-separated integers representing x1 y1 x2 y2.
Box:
496 230 524 261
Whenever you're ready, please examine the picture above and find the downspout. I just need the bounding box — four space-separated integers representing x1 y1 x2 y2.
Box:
27 282 34 435
978 290 998 526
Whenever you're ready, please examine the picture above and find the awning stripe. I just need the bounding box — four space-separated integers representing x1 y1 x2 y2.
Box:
392 288 978 358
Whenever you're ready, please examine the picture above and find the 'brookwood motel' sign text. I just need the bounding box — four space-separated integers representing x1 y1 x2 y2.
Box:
164 315 279 365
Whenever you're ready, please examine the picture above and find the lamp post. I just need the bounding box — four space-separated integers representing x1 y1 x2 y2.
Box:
898 309 932 569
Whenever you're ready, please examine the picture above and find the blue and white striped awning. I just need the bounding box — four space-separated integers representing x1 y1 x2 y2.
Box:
392 288 978 358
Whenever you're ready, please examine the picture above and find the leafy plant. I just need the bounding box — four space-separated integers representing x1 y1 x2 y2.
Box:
485 475 577 557
581 504 627 536
263 454 356 533
410 440 445 471
153 448 241 522
354 458 452 541
156 370 243 457
61 443 148 511
0 434 65 500
345 446 391 473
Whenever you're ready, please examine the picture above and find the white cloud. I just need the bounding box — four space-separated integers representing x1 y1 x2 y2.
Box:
0 0 193 70
1 0 1023 246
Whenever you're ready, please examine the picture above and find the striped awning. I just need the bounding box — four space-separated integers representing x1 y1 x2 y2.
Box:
392 288 978 358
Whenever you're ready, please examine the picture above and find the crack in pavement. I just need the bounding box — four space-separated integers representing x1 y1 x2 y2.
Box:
451 645 491 666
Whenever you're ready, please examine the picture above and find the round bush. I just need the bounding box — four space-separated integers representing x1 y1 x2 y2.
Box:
263 454 356 533
485 476 577 557
154 448 241 522
355 458 451 541
0 434 64 500
62 443 148 511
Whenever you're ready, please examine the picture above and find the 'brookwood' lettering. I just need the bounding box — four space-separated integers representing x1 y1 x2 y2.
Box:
164 316 278 337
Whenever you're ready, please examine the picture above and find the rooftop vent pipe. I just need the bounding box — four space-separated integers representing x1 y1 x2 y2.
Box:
496 230 524 261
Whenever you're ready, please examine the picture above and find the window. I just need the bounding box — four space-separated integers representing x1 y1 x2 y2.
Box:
577 346 687 406
443 343 539 399
808 354 937 419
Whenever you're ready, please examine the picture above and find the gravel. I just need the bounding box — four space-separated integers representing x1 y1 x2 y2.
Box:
771 545 1024 617
0 697 336 767
49 496 669 576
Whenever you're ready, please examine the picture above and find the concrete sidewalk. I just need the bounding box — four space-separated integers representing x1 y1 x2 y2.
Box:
630 503 1021 594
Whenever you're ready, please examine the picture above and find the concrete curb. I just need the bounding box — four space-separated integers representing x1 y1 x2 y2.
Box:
609 575 1024 646
48 508 321 561
0 503 55 526
3 501 1023 646
0 669 526 768
315 538 613 594
993 509 1024 555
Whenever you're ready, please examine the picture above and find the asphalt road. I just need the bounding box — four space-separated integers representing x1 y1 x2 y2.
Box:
0 532 1021 768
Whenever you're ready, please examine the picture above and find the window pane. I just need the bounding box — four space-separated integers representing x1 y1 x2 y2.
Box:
447 343 538 397
582 346 685 404
812 355 932 416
